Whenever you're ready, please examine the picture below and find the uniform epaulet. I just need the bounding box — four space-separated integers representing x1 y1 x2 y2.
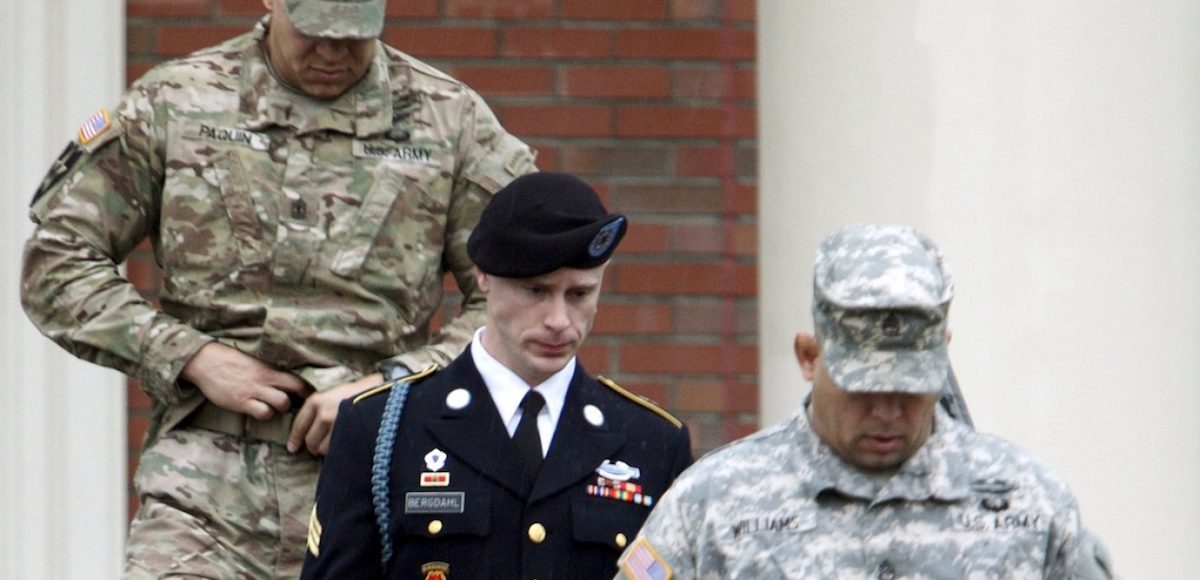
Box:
597 375 683 429
353 364 439 404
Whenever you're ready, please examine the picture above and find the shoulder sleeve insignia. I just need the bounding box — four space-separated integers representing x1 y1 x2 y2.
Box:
353 364 440 404
619 537 673 580
78 109 112 145
598 376 683 429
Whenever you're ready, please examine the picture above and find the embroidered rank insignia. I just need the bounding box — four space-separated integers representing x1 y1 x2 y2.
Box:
619 537 672 580
78 109 111 145
422 561 450 580
306 504 323 557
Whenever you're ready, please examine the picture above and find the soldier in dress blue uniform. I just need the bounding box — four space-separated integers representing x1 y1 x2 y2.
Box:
301 172 694 579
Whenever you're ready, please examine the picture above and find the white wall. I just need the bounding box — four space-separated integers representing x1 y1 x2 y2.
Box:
760 1 1199 577
0 0 127 578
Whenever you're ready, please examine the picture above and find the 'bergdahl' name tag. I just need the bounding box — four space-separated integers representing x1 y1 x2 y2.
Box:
404 492 465 514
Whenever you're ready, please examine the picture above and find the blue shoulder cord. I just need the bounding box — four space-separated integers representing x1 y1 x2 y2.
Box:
370 380 410 567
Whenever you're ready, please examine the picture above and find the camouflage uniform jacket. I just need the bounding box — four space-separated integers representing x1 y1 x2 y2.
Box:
619 406 1081 579
21 18 535 445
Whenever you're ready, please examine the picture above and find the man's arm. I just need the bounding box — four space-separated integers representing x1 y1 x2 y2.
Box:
20 86 214 404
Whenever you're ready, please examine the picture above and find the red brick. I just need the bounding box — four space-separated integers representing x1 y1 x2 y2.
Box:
592 303 672 335
734 145 757 178
577 343 611 374
734 67 756 100
446 0 554 19
731 221 757 256
127 414 150 451
502 28 612 59
562 0 668 20
671 300 728 335
616 29 723 60
564 66 671 99
671 0 718 20
387 0 440 18
686 416 725 452
448 65 556 97
619 222 670 254
126 63 156 85
131 0 211 18
614 262 742 295
610 183 725 213
675 381 724 412
725 419 760 442
619 343 756 374
733 107 756 138
156 25 246 56
126 24 156 58
385 27 497 58
215 0 264 17
618 381 671 408
676 146 726 178
617 106 724 138
495 105 613 138
728 184 756 214
532 144 559 171
672 67 728 100
673 222 726 254
731 0 756 22
127 384 153 411
559 145 671 176
723 381 760 413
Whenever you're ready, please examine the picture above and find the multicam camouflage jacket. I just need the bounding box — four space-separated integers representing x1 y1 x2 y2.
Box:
619 406 1081 579
21 18 535 443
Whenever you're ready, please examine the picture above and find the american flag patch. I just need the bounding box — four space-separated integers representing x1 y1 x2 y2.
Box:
619 538 671 580
77 109 111 145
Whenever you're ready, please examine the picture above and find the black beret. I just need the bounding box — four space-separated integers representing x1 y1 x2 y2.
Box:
468 172 627 278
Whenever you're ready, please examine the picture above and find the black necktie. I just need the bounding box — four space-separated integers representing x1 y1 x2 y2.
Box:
514 391 546 475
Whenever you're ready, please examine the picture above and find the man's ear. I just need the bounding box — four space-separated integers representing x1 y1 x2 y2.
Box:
474 267 490 292
793 332 819 381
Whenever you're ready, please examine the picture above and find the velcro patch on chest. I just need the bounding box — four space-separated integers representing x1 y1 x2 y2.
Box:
354 140 441 166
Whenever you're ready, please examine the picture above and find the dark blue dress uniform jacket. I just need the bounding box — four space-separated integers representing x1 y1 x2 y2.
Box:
301 352 693 579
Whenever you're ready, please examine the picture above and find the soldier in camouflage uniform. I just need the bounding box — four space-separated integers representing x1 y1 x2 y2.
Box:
618 224 1087 579
20 0 534 578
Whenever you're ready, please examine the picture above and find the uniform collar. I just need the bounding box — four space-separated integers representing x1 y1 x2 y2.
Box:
470 327 574 436
237 16 394 137
799 402 972 504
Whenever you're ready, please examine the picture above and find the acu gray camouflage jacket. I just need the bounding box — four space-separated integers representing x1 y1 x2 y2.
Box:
620 407 1081 579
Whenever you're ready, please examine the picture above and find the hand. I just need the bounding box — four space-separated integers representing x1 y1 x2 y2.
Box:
288 372 385 455
181 342 311 421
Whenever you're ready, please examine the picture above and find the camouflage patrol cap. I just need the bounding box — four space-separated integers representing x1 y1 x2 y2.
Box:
813 224 954 394
468 172 627 278
285 0 386 39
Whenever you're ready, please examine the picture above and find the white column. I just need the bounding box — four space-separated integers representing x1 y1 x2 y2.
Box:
760 1 1199 577
1 1 127 579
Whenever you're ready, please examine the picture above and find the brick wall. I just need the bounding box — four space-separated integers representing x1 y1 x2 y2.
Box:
125 0 758 519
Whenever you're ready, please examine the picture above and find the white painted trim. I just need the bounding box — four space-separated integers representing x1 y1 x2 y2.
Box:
1 0 127 578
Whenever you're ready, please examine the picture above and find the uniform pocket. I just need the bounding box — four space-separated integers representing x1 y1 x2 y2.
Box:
570 494 651 549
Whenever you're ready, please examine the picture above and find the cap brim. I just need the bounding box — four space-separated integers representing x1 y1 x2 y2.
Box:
288 3 384 39
822 337 949 394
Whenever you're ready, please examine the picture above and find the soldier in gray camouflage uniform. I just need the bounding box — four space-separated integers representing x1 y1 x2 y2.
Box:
617 224 1088 579
20 0 534 577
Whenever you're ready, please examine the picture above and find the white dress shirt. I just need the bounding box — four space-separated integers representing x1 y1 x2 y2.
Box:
470 327 573 457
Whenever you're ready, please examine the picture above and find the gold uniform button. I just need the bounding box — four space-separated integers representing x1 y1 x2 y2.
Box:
615 533 628 548
428 520 443 535
528 523 547 543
